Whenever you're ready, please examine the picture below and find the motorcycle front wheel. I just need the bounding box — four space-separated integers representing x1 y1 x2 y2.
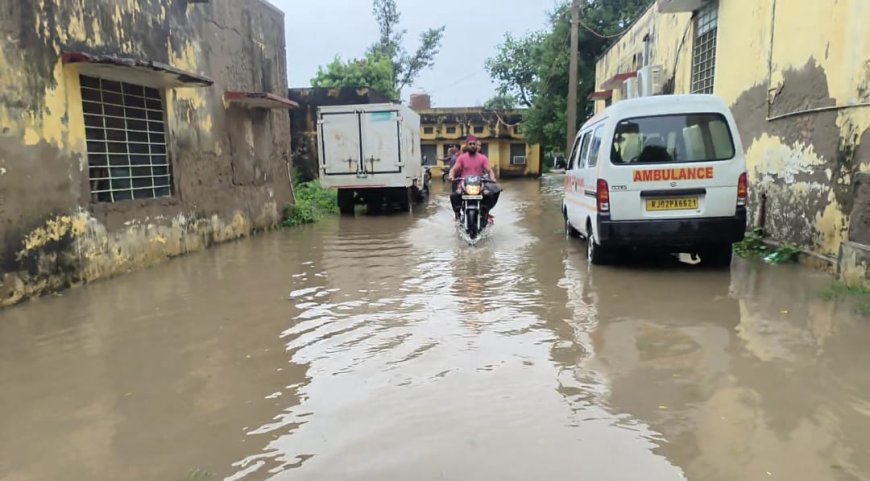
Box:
466 209 479 239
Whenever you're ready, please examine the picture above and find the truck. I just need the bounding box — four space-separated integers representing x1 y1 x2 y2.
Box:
316 103 425 214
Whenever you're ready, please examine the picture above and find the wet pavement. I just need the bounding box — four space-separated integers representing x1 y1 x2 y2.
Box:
2 177 870 481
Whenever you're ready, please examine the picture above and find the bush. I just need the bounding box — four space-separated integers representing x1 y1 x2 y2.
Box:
734 228 800 264
282 180 338 227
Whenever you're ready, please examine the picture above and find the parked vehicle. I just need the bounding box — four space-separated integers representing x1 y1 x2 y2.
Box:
456 176 494 244
423 165 433 195
562 95 747 267
317 103 425 214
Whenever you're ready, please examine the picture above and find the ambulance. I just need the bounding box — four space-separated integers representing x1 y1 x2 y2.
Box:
562 95 747 267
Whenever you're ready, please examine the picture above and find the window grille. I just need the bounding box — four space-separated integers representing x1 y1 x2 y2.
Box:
691 1 718 94
80 75 172 203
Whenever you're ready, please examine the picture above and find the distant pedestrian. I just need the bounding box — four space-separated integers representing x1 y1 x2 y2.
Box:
447 146 459 170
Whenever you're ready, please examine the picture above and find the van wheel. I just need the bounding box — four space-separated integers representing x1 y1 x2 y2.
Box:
564 209 581 238
702 244 733 268
587 234 611 265
338 189 355 215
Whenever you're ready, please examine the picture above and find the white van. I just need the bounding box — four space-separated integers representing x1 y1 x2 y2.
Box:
562 95 747 267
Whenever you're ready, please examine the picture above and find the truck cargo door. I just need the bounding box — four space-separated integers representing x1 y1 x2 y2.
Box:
361 110 402 175
320 111 362 176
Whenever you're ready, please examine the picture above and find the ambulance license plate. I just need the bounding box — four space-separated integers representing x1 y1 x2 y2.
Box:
646 197 698 211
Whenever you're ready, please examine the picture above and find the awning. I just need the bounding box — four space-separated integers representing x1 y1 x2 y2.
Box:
600 70 637 90
62 52 213 88
588 90 613 100
224 91 299 109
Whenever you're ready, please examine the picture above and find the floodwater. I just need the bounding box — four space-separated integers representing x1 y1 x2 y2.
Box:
2 177 870 481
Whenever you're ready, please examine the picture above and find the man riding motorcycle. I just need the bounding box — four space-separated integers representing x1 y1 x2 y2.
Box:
447 136 500 222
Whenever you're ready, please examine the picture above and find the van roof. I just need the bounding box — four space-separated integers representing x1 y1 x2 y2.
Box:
580 94 731 131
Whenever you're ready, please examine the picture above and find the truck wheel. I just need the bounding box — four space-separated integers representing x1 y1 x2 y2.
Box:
338 189 355 215
399 187 413 212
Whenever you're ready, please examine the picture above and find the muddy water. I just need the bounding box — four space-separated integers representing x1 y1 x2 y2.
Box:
2 178 870 481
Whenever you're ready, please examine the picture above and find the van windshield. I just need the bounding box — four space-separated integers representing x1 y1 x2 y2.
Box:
609 113 735 165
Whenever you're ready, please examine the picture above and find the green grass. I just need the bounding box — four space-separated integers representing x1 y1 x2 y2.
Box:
819 281 870 316
733 228 800 264
281 180 339 227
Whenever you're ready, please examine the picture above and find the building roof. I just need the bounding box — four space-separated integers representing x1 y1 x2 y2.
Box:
61 51 213 87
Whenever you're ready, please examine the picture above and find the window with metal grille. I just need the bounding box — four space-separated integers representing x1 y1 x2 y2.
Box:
691 1 718 94
80 75 171 203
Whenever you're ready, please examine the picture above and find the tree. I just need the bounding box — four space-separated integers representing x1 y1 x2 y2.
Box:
484 94 517 110
486 0 653 152
311 54 399 100
485 33 543 107
313 0 445 98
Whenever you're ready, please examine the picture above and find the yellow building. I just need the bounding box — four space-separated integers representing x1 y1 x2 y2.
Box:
416 107 542 178
593 0 869 283
0 0 295 306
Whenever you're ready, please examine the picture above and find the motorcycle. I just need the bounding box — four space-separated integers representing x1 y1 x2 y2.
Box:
456 176 494 243
422 165 433 195
441 167 451 183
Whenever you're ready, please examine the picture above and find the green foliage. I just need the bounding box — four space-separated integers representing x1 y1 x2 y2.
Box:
485 32 543 107
312 0 444 98
486 0 653 152
734 228 800 264
312 54 399 101
734 229 768 258
282 180 339 227
819 282 870 316
484 94 517 110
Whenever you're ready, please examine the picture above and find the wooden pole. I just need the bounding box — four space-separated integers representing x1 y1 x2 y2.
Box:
566 0 580 156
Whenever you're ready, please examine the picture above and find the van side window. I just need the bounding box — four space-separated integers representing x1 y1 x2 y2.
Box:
567 138 581 170
588 125 604 168
578 132 592 168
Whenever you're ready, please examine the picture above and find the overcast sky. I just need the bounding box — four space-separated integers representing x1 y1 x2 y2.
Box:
270 0 558 107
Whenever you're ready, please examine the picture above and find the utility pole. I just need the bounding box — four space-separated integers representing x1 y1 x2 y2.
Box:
566 0 580 157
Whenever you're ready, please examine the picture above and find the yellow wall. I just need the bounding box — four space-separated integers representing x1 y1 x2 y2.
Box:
0 0 293 306
594 0 870 277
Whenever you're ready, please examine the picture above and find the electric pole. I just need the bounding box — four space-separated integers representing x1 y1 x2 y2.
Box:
566 0 580 157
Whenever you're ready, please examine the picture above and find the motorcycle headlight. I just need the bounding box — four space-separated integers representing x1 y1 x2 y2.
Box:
466 184 481 195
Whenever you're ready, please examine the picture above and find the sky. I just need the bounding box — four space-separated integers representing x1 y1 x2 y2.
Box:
270 0 558 107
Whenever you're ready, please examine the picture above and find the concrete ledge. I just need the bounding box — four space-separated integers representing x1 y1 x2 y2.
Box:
839 241 870 287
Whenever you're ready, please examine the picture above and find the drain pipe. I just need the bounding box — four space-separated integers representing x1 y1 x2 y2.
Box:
758 192 767 235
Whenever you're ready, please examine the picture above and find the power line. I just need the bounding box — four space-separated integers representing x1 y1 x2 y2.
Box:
577 15 631 39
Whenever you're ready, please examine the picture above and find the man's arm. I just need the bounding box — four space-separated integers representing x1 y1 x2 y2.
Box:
485 158 497 180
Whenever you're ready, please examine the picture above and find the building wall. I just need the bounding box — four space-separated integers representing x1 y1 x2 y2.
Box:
595 0 869 280
0 0 293 306
418 108 542 178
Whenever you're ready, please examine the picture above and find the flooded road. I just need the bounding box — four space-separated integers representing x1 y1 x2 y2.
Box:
2 177 870 481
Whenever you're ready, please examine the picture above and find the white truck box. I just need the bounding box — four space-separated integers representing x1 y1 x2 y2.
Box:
316 103 424 213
